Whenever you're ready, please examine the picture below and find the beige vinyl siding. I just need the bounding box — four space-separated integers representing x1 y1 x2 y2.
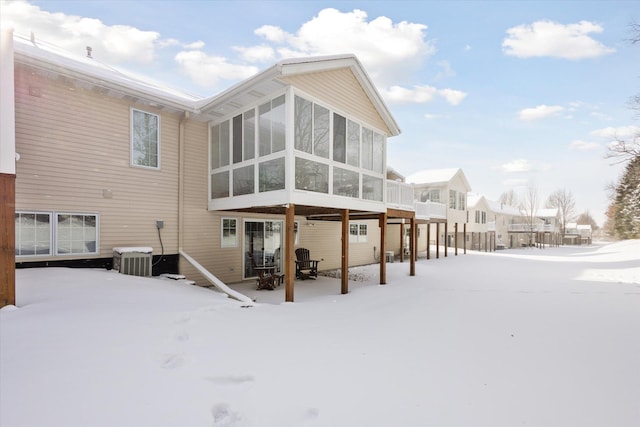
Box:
14 64 179 260
282 68 390 135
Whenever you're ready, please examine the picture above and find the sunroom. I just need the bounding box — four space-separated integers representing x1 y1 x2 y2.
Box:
198 55 415 301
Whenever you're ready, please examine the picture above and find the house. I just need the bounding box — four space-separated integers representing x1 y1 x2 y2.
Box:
564 223 592 245
3 30 454 305
467 193 495 251
405 168 471 256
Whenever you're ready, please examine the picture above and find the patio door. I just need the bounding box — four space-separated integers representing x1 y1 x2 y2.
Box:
244 220 283 278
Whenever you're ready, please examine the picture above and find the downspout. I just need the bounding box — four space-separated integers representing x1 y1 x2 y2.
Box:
177 112 252 304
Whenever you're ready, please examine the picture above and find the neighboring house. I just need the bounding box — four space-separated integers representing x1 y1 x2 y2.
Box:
405 168 471 254
564 223 592 245
487 200 523 249
5 31 452 304
467 193 494 251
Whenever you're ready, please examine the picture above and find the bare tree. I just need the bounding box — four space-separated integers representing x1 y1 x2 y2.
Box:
545 189 576 238
499 189 519 207
576 210 599 230
519 185 539 247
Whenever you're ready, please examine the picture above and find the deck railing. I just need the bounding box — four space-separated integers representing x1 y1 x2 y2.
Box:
508 223 557 232
386 180 415 210
415 200 447 220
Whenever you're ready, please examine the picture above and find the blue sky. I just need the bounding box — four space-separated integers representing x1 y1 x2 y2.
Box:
2 0 639 225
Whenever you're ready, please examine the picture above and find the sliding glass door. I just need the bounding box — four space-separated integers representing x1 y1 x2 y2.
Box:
244 220 282 278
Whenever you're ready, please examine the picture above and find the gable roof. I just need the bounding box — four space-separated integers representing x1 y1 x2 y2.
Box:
197 54 400 136
406 168 471 191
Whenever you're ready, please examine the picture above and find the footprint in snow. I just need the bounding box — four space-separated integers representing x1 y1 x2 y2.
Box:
161 353 184 369
211 403 240 427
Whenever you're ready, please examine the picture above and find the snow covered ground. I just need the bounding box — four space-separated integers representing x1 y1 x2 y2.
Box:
1 241 639 427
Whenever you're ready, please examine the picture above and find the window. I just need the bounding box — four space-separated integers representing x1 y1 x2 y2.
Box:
349 222 368 243
333 166 359 198
347 120 360 167
259 95 286 156
15 212 51 256
476 210 486 224
233 165 254 196
131 109 160 169
56 213 98 255
458 192 466 211
333 113 346 163
16 211 98 257
211 121 230 169
259 158 286 192
295 158 329 193
221 218 237 248
362 174 383 201
449 190 457 209
422 189 440 203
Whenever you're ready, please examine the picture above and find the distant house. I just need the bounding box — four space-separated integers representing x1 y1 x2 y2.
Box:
405 168 471 255
564 223 592 245
467 193 494 250
3 30 460 304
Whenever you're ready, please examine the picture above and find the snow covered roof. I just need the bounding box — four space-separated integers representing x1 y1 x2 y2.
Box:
405 168 471 191
487 199 522 216
12 32 204 112
11 33 400 133
197 54 401 136
537 208 559 218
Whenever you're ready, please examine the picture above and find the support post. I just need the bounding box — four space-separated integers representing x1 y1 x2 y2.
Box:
410 216 416 276
285 204 295 302
0 173 15 307
444 222 448 257
379 212 387 285
454 223 458 256
341 209 349 294
399 223 404 263
436 223 440 259
463 223 467 254
426 223 431 260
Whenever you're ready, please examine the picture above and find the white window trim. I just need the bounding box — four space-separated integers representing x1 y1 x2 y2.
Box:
221 217 238 248
349 222 368 243
15 211 53 257
16 211 99 257
131 108 161 170
54 212 100 256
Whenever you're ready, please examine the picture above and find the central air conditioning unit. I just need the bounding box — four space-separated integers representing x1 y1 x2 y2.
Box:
113 247 153 277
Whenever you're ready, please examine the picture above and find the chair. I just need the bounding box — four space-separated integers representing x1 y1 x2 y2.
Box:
247 251 276 290
295 248 320 280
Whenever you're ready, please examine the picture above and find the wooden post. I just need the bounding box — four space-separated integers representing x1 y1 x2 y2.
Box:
454 223 458 256
444 222 448 257
0 173 16 307
341 209 349 294
399 223 404 263
285 204 295 302
379 212 387 285
436 223 440 259
410 216 416 276
426 223 431 260
463 223 467 254
485 232 488 252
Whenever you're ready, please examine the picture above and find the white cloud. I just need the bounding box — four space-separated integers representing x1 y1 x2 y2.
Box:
174 51 259 88
380 85 467 106
248 8 435 86
591 125 640 140
518 104 564 120
1 0 161 63
233 44 276 63
590 112 613 121
434 60 456 80
503 20 615 60
569 140 600 151
497 159 533 173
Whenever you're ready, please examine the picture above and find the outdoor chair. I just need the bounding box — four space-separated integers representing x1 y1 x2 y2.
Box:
247 251 277 290
295 248 320 280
